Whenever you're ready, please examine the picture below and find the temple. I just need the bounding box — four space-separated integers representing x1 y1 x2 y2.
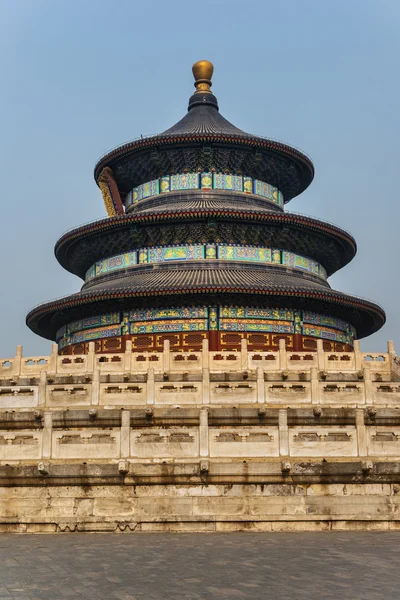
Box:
26 60 384 355
2 62 399 534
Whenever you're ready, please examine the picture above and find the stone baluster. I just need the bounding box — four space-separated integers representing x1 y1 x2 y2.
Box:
14 345 23 377
124 340 132 372
202 339 209 370
91 369 100 405
147 368 155 405
363 365 373 405
120 410 130 458
278 339 287 371
354 340 362 371
310 367 319 404
199 408 209 457
240 338 248 370
356 409 367 457
202 367 210 404
316 339 325 371
87 342 95 373
256 366 264 403
278 408 289 456
38 371 47 407
42 412 53 459
163 339 170 373
50 344 58 373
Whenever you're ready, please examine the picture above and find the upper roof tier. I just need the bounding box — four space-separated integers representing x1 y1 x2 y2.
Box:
94 61 314 203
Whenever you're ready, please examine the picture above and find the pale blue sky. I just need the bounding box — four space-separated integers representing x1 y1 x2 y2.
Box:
0 0 399 357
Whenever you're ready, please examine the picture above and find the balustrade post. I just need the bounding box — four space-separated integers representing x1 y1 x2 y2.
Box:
199 408 209 457
163 339 170 373
147 368 155 405
278 339 287 371
87 342 95 373
120 410 130 458
316 340 325 371
278 409 289 456
42 412 53 459
310 367 319 404
91 369 100 405
124 340 132 372
14 345 22 377
356 409 367 457
354 340 362 371
202 338 209 370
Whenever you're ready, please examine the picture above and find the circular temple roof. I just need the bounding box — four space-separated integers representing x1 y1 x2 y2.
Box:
94 62 314 202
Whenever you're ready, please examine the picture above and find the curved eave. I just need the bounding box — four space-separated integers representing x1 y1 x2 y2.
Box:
26 283 385 342
94 132 314 201
54 210 357 279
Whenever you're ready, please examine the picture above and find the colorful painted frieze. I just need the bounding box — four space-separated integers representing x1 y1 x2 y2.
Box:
213 173 243 192
129 307 208 322
125 173 285 210
218 245 272 262
205 244 217 259
243 177 252 193
55 325 67 342
130 319 207 334
69 324 121 345
67 313 120 334
301 324 352 344
148 245 204 263
220 307 295 321
170 173 199 191
160 176 170 193
138 250 148 264
200 173 213 190
219 319 294 333
302 312 351 333
254 180 278 203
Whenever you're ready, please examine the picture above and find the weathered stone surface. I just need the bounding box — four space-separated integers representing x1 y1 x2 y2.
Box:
0 343 400 531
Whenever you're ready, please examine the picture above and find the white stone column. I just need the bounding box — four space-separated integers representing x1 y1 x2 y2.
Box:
363 365 373 405
278 339 287 371
202 368 210 405
202 339 209 370
316 340 325 371
120 410 130 458
124 340 132 372
42 412 53 459
87 342 95 373
50 344 58 373
91 369 100 406
163 339 170 373
356 409 367 457
310 367 319 404
38 371 47 408
147 368 155 405
256 366 264 403
387 340 395 355
14 345 22 377
278 409 289 456
199 408 209 457
354 340 362 371
240 338 248 370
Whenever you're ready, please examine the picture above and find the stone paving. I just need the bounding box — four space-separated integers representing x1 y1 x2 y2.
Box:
0 532 399 599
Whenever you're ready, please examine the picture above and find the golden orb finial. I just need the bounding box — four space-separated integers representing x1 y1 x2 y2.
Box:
192 60 214 93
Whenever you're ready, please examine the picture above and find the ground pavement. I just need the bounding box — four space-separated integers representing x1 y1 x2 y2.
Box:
0 532 399 599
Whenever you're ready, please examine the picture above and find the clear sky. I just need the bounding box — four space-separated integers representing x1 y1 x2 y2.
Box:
1 0 399 357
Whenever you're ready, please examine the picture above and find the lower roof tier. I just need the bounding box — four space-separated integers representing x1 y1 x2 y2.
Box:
26 266 385 342
55 208 357 279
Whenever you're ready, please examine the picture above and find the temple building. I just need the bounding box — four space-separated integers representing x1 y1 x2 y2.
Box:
26 60 384 355
1 61 398 534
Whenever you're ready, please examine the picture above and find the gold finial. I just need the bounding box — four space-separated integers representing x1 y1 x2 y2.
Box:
192 60 214 93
